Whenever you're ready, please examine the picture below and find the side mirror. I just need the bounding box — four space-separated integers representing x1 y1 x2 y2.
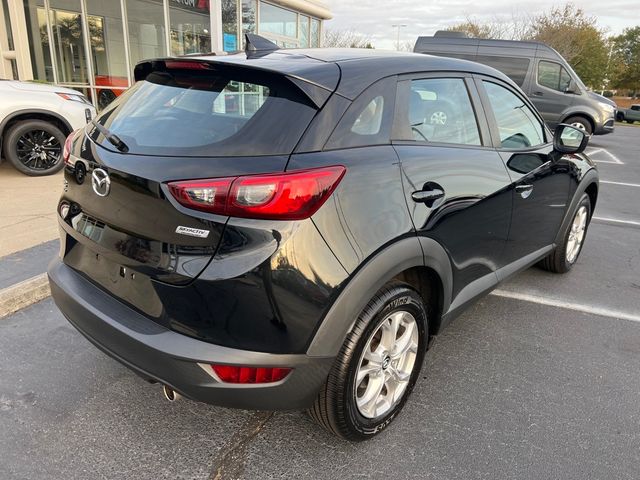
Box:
553 124 588 154
564 79 578 94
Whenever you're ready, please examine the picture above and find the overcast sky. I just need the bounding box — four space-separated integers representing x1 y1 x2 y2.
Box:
324 0 639 49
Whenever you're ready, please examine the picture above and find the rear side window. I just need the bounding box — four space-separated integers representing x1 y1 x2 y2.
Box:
475 55 530 87
537 61 572 92
483 81 545 149
325 76 396 150
92 65 317 157
351 96 385 135
396 78 481 146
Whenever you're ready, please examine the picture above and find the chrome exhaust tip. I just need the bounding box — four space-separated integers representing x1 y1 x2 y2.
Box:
162 385 181 402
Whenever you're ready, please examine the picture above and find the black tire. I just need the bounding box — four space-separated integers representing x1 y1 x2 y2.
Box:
309 282 428 441
539 193 591 273
98 89 117 110
616 113 624 122
627 120 635 124
3 120 66 176
564 116 593 135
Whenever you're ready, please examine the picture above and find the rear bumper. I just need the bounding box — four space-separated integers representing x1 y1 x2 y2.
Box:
47 258 334 410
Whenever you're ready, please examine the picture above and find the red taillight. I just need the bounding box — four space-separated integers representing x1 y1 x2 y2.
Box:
168 177 234 215
211 365 292 384
62 133 74 166
168 166 346 220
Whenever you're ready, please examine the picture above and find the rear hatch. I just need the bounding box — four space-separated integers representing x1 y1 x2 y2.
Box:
59 57 337 311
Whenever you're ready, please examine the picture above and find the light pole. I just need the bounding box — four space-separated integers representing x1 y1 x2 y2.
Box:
392 24 407 51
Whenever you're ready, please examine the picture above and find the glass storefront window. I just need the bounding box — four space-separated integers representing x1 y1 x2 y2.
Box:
20 0 324 106
85 0 128 108
10 59 18 80
260 2 297 39
298 14 309 48
3 0 14 51
169 0 211 56
24 1 54 82
310 17 320 47
222 0 238 52
241 0 256 39
48 1 89 84
127 0 167 68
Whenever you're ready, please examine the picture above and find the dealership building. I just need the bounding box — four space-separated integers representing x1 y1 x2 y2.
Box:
0 0 331 107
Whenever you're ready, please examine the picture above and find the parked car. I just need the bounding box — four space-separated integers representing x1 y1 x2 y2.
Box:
48 35 599 441
616 104 640 124
0 79 95 176
414 31 617 136
94 75 129 110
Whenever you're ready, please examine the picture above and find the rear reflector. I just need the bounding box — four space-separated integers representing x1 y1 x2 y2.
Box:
168 166 346 220
210 365 292 384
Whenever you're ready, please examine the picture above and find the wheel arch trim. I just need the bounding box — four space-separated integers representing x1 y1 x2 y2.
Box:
0 109 73 140
560 111 596 131
306 236 452 357
554 169 599 246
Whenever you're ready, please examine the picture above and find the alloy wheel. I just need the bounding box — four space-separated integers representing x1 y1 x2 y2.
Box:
566 205 588 263
570 121 589 135
15 130 62 171
430 111 447 125
354 310 419 419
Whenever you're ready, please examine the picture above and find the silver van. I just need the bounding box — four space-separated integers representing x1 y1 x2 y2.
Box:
414 31 616 135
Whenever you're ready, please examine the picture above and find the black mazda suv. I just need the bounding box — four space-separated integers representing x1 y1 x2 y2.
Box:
48 35 598 440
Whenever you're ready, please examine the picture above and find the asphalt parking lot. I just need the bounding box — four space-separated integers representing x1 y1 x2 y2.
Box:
1 126 639 480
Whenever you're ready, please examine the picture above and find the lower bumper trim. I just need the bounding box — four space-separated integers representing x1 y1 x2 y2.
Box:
47 258 334 410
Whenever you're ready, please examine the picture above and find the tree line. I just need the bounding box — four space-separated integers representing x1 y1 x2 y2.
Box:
323 3 639 95
445 4 638 94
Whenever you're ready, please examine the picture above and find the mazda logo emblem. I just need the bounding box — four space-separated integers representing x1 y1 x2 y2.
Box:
91 168 111 197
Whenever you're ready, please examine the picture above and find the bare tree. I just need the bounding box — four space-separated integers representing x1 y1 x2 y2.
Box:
445 4 609 88
446 13 533 40
323 29 373 49
398 40 415 52
530 4 603 63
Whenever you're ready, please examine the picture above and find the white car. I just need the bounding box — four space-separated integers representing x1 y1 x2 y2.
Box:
0 80 96 176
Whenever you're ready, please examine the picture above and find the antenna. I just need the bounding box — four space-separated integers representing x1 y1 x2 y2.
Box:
245 34 280 53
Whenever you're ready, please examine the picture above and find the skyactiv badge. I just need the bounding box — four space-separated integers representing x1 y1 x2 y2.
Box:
175 226 210 238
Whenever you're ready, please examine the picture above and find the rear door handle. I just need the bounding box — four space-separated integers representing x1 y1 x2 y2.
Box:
411 188 445 204
515 184 533 198
532 91 544 97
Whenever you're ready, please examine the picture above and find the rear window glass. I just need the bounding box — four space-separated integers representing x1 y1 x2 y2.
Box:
475 55 530 87
430 53 530 87
91 65 317 157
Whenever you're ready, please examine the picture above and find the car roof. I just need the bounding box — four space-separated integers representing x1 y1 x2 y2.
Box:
414 35 570 64
415 35 556 53
183 48 515 100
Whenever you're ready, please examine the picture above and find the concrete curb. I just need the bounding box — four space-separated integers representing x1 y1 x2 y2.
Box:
0 274 51 319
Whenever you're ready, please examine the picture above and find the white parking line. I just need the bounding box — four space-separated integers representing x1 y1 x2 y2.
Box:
592 217 640 227
585 147 624 164
601 180 640 188
490 289 640 323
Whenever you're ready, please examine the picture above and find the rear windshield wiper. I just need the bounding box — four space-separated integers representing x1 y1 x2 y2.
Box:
91 120 129 153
